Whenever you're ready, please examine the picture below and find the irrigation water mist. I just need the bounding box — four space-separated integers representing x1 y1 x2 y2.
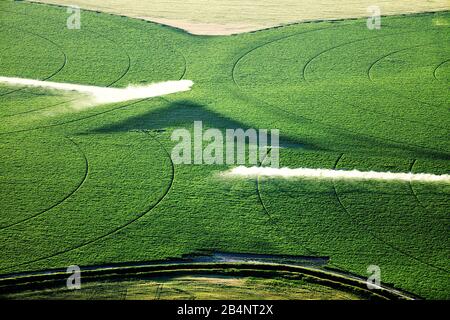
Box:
225 166 450 184
0 77 193 106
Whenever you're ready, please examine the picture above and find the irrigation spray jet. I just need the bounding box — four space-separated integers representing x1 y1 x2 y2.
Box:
0 76 193 106
225 166 450 184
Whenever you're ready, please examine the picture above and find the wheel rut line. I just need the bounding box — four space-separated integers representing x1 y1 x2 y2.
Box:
303 31 448 131
0 6 187 136
254 147 317 256
0 8 132 119
433 59 449 81
367 43 447 111
331 154 449 274
231 23 351 87
0 133 175 273
299 33 450 153
300 28 423 81
0 21 67 100
367 44 425 81
176 46 188 80
231 27 450 158
0 136 89 232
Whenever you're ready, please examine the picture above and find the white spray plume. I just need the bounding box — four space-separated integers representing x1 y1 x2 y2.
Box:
0 76 193 106
225 166 450 183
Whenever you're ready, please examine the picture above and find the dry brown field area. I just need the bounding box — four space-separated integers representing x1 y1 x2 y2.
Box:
31 0 450 35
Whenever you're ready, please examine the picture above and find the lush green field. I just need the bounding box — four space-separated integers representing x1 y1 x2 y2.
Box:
0 0 448 299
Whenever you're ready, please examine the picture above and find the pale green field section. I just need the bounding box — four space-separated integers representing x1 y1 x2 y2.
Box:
31 0 450 34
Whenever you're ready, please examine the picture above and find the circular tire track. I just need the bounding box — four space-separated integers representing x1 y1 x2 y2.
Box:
232 26 450 159
0 136 89 232
255 149 272 219
302 30 448 131
0 131 175 273
407 159 425 209
433 59 449 81
0 21 67 102
254 147 319 256
0 8 131 119
0 6 186 135
367 43 447 110
331 153 449 274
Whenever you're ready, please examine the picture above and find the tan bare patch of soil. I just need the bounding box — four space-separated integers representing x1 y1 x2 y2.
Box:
30 0 450 35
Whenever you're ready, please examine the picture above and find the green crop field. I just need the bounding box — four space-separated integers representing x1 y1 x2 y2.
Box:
0 0 448 300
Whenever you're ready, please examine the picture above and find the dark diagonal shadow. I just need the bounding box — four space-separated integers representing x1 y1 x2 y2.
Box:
88 98 450 160
89 99 324 151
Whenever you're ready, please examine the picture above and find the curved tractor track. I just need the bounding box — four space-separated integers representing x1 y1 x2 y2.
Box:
0 130 175 273
0 21 67 99
254 148 319 256
232 26 450 158
302 30 447 131
0 136 89 232
367 43 448 110
433 59 449 81
0 7 131 121
0 6 186 136
331 154 449 275
0 7 185 271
